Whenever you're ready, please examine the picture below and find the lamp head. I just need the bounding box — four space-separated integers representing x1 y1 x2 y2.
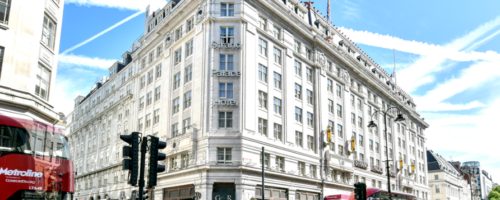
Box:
411 162 415 173
327 125 332 140
351 136 355 152
399 157 403 169
395 113 406 122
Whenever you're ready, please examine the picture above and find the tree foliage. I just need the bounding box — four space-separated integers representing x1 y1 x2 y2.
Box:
488 186 500 200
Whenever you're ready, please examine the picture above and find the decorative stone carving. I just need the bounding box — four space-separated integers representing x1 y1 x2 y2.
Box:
195 2 207 24
164 31 173 48
317 51 326 68
341 69 351 89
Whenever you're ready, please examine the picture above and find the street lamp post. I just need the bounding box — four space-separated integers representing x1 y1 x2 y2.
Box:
368 107 406 200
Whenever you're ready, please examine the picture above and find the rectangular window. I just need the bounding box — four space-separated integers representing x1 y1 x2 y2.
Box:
217 147 232 164
176 26 183 40
145 114 151 128
154 109 160 124
147 92 153 106
274 97 282 115
295 83 302 99
336 84 342 98
258 91 267 109
219 83 234 99
170 156 178 169
172 123 179 137
306 90 313 104
258 118 268 136
186 40 193 57
0 0 10 25
273 26 281 39
138 118 143 130
156 65 162 79
258 38 267 56
173 73 181 90
185 65 192 83
220 27 234 43
307 112 313 127
273 72 282 89
183 118 191 134
310 165 317 178
273 48 281 65
187 18 194 32
221 3 234 17
175 48 182 65
295 107 302 123
258 16 267 30
298 162 305 176
350 95 355 106
184 91 192 109
369 140 373 150
337 104 343 118
260 153 270 168
295 131 303 147
337 124 343 138
258 64 267 82
306 48 312 60
41 15 57 49
155 86 161 101
139 96 145 109
276 156 285 171
140 76 146 89
148 70 154 84
172 98 180 114
358 116 363 127
328 99 334 113
219 112 233 128
220 54 234 70
274 123 282 141
359 135 364 147
338 145 344 155
294 61 302 76
35 64 51 100
294 40 301 52
306 68 313 82
307 135 314 150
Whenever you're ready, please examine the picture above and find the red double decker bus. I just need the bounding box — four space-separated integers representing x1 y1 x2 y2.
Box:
0 115 74 200
327 188 417 200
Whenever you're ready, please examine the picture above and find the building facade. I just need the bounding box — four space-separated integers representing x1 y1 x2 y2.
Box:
66 0 430 199
462 162 494 200
451 161 480 200
427 151 472 200
0 0 65 125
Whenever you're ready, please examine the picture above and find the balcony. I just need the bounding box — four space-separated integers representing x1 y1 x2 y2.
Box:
354 159 368 169
371 164 383 174
389 170 397 178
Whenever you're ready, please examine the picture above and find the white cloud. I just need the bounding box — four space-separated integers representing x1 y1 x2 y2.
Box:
65 0 167 11
51 75 88 115
61 9 144 55
338 28 500 63
414 61 500 111
425 98 500 181
59 54 116 69
338 16 500 94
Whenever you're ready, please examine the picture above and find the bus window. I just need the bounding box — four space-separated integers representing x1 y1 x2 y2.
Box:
0 125 30 153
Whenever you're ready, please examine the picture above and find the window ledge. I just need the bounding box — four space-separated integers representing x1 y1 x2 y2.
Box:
0 23 9 30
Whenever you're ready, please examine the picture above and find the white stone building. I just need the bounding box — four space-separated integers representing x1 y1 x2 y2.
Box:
0 0 65 127
427 151 472 200
66 0 430 199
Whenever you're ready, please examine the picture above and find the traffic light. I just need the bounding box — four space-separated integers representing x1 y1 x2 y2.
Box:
143 189 149 199
147 136 167 188
121 132 140 186
354 183 367 200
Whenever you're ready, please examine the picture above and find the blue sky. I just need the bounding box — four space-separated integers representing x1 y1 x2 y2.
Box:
55 0 500 182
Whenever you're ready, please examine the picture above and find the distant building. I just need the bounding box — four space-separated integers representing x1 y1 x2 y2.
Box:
427 151 471 200
462 161 494 200
451 161 480 200
0 0 65 127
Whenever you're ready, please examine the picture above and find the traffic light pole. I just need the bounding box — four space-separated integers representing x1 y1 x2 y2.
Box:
138 136 148 200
